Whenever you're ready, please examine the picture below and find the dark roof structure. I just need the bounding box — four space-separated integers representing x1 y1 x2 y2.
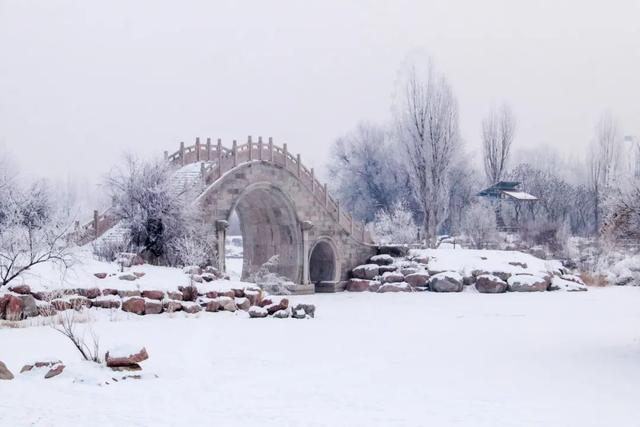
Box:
477 181 538 201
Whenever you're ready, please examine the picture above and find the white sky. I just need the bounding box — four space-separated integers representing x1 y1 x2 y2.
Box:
0 0 638 186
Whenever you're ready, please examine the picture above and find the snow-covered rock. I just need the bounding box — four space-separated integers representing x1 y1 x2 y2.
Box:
380 271 404 283
369 254 394 266
548 277 588 292
475 274 507 294
404 272 429 287
429 272 463 292
0 361 14 380
377 282 412 293
351 264 379 280
248 306 268 318
507 274 548 292
346 279 372 292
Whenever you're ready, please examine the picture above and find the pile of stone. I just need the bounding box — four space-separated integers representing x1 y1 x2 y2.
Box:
347 251 588 294
0 359 66 381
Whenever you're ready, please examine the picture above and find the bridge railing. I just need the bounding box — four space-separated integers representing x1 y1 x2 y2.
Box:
166 136 373 244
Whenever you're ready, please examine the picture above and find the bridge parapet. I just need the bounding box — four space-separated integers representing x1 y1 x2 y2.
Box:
167 137 373 244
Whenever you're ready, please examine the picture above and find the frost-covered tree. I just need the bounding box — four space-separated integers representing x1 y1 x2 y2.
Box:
0 179 74 288
371 201 419 245
395 54 460 244
602 181 640 242
106 155 214 267
460 200 498 249
328 122 412 223
482 104 516 184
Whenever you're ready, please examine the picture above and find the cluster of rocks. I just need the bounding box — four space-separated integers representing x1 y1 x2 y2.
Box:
0 266 315 321
0 359 65 381
347 252 588 294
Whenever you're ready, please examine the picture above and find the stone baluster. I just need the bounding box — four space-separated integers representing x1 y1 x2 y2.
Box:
232 140 238 167
163 150 168 161
217 139 222 178
93 210 99 239
283 143 288 169
195 137 201 161
311 168 315 192
297 154 301 178
180 141 185 166
206 137 212 161
269 137 274 163
248 135 253 161
324 183 328 208
258 136 263 160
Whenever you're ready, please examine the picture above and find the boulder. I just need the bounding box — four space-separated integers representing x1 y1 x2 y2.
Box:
381 271 404 283
102 288 119 296
378 282 412 293
294 303 316 318
133 272 145 278
217 297 237 312
201 273 216 282
346 278 372 292
19 295 39 318
167 291 183 301
232 288 245 298
491 271 512 282
292 308 307 319
2 295 23 320
378 265 398 274
401 267 419 276
93 298 121 309
560 274 586 286
266 298 289 315
144 300 163 315
105 347 149 367
235 297 251 310
118 273 138 281
204 291 219 299
182 303 202 314
507 274 548 292
244 290 260 306
122 298 145 315
429 272 464 293
205 300 220 312
273 309 290 318
248 306 268 318
0 361 14 380
44 364 65 379
141 290 165 301
368 281 381 292
94 272 108 279
183 265 202 275
412 255 430 265
163 301 183 312
9 284 31 295
475 274 508 293
258 297 273 308
369 254 394 266
548 276 588 292
352 264 379 280
77 288 101 299
404 272 429 287
190 274 203 283
117 290 141 298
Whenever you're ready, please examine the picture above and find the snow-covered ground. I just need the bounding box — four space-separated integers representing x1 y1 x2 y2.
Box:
2 287 640 426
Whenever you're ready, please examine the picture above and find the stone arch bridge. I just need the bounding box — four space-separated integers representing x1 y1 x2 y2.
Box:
81 137 377 293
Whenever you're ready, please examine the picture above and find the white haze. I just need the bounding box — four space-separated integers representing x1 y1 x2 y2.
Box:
0 0 638 189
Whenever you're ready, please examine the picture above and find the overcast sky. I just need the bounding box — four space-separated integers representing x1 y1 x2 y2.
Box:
0 0 638 186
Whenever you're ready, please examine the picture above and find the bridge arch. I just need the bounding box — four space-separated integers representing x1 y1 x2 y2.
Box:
309 237 340 283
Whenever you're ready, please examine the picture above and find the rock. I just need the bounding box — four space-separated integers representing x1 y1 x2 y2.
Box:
615 274 635 286
144 300 163 315
167 291 183 301
507 274 549 292
351 264 379 280
190 274 203 283
183 265 202 275
110 364 142 372
182 303 202 314
463 275 476 286
404 272 429 287
205 300 220 312
266 298 289 315
133 272 145 278
377 282 412 293
248 306 268 318
69 297 92 310
401 267 419 276
121 298 145 315
378 265 398 274
105 347 149 367
181 286 199 302
346 278 372 292
412 255 429 265
117 290 141 298
77 288 101 299
368 281 381 292
102 288 119 296
548 276 588 292
235 297 251 310
93 298 121 309
258 297 273 308
0 361 14 380
20 365 33 373
141 290 165 300
94 273 108 279
369 254 394 266
204 291 218 299
51 299 71 311
294 303 316 318
273 309 290 318
219 290 236 298
560 274 586 286
292 308 307 319
9 284 31 295
44 364 65 379
377 245 409 257
217 297 237 312
19 295 39 318
429 272 464 293
244 290 260 306
163 301 183 312
475 274 508 293
118 273 138 281
232 289 245 298
2 295 23 320
201 273 216 282
380 271 404 283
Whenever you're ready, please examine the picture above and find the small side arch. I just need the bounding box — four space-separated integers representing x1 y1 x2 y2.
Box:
308 237 340 283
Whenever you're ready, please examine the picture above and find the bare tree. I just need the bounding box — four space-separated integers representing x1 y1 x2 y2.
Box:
589 112 621 234
395 55 460 245
482 104 516 184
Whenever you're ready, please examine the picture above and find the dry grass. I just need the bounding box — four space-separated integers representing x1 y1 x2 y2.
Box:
579 272 609 287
